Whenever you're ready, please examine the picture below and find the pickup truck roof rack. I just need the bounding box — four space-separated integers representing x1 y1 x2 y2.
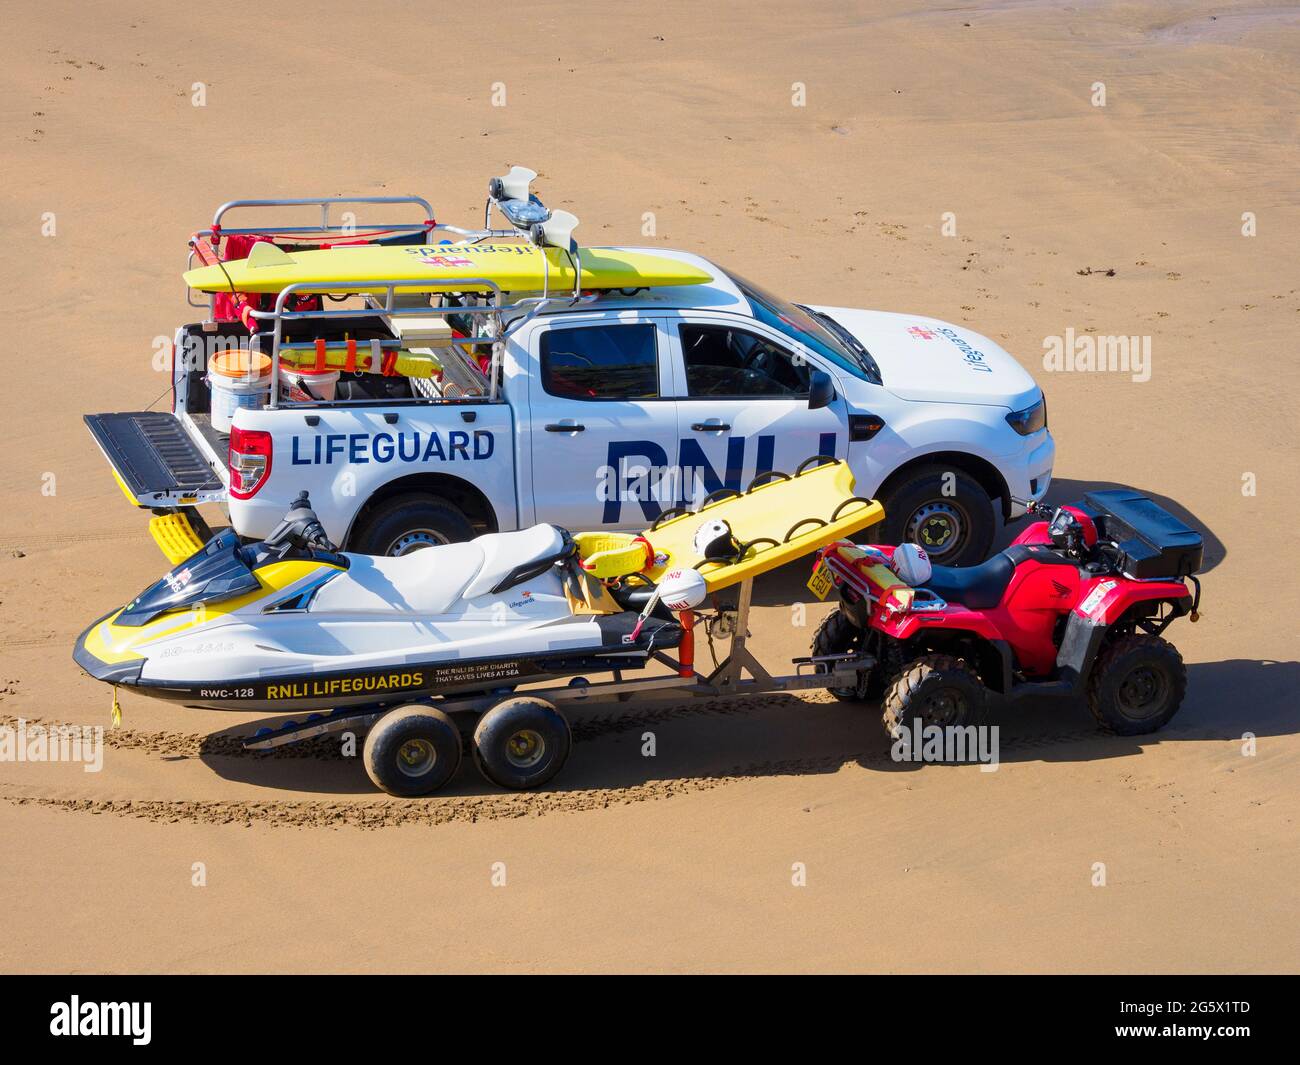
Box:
247 274 602 408
187 195 438 309
193 169 598 407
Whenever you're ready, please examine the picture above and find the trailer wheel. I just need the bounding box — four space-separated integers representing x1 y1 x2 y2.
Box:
351 493 477 555
363 705 463 796
811 610 876 701
881 654 985 737
1087 634 1186 735
473 697 571 790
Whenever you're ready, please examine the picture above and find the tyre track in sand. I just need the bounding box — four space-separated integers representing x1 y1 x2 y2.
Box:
1 693 827 762
0 707 1118 830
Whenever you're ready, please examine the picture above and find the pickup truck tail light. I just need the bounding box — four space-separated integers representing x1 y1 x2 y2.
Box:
229 426 272 499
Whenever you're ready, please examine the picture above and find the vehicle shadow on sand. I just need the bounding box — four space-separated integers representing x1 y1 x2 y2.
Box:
195 657 1297 797
1001 477 1225 572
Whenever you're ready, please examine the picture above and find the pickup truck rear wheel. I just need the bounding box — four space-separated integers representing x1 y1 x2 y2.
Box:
350 493 477 555
877 466 996 568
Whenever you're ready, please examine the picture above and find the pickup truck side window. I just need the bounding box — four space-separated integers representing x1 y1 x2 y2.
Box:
678 324 810 398
540 324 659 400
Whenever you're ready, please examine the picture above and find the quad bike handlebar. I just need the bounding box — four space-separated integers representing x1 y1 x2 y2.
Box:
1013 497 1088 559
1014 497 1056 521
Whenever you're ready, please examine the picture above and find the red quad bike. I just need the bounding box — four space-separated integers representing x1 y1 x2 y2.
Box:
809 490 1204 736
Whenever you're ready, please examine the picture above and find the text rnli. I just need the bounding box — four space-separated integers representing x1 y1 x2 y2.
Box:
291 429 494 466
266 671 425 700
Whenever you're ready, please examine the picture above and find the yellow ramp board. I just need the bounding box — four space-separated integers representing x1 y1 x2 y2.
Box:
148 512 207 565
640 460 885 593
184 244 713 295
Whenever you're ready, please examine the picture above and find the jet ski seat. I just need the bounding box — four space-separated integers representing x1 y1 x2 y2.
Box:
468 523 570 597
315 524 570 616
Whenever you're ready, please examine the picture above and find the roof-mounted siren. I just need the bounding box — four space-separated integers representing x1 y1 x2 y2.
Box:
487 165 550 231
528 210 583 300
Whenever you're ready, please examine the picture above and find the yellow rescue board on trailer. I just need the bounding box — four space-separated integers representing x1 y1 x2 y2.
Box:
640 460 885 593
183 243 713 295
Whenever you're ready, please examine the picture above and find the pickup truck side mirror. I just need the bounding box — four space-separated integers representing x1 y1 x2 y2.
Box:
808 370 835 411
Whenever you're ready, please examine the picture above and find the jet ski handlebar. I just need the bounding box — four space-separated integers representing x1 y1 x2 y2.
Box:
263 491 338 555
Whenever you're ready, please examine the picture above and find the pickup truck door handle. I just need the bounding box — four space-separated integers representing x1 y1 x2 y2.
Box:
691 421 731 432
545 422 585 433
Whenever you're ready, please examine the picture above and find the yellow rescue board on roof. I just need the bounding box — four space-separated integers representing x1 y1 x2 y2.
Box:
183 243 713 295
639 459 886 594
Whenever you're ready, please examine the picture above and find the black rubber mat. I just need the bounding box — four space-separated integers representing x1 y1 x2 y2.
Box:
84 412 224 495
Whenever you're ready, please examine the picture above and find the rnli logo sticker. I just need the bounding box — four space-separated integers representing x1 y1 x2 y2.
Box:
1080 580 1117 615
164 567 193 592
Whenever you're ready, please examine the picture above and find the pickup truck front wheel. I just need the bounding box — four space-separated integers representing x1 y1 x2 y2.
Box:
877 466 996 568
350 493 477 555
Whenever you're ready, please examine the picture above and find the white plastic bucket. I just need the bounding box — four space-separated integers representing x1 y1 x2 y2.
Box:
279 363 340 404
208 350 271 434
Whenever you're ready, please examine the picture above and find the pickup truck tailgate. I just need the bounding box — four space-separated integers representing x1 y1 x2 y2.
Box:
84 412 226 507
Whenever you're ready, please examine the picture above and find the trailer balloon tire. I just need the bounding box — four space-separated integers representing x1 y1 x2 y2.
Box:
1087 634 1186 735
881 654 986 737
350 493 477 555
473 697 571 790
363 705 464 796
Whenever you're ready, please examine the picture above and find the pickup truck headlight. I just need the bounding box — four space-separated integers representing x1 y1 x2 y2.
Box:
1005 395 1047 436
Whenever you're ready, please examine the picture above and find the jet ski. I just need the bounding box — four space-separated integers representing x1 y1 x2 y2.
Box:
74 492 683 714
74 459 889 796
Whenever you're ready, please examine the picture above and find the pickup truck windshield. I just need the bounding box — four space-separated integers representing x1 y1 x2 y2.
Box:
725 270 883 384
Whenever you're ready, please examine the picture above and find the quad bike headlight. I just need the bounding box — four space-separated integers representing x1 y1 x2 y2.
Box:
1005 394 1047 435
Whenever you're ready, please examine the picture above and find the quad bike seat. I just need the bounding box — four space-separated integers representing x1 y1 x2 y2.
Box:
924 552 1017 610
924 544 1077 610
313 524 570 615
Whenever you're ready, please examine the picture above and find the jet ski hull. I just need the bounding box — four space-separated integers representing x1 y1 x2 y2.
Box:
74 608 681 713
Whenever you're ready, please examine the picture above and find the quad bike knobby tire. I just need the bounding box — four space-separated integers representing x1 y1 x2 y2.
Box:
881 654 986 736
811 610 904 701
811 610 874 701
1087 634 1187 735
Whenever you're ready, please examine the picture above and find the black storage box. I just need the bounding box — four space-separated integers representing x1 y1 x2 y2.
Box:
1081 490 1203 579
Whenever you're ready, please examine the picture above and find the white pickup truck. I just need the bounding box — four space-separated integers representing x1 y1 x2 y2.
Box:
87 185 1054 567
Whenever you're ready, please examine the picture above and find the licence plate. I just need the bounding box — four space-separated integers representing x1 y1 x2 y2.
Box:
806 561 834 600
